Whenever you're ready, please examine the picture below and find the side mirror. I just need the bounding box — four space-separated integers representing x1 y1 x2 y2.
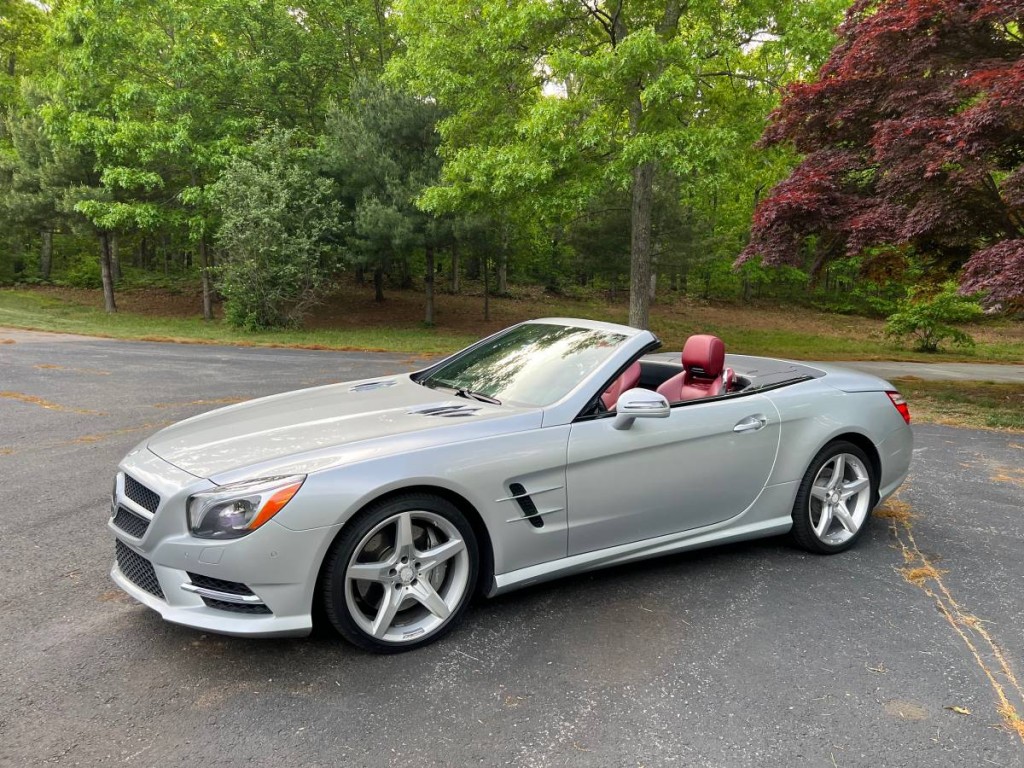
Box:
612 388 671 430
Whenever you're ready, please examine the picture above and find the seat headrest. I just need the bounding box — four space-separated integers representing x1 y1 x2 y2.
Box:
681 334 725 379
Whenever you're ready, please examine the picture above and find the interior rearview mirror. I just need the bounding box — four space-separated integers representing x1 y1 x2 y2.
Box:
612 388 671 430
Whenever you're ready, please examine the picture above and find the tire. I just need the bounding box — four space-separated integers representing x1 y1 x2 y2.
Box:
789 440 877 554
322 493 479 653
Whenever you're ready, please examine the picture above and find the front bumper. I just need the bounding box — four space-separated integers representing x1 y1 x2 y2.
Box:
109 520 338 638
109 449 340 638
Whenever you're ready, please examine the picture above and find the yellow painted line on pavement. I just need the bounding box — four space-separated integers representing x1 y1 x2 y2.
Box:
0 391 105 415
879 498 1024 743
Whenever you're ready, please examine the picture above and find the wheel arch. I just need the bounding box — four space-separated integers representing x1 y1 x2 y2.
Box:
828 432 882 500
311 484 496 622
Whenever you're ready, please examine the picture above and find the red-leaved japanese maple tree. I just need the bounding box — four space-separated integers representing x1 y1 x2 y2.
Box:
739 0 1024 306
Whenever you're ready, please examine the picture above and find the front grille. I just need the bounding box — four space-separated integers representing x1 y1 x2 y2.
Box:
124 475 160 513
112 507 150 538
202 598 272 615
115 539 164 598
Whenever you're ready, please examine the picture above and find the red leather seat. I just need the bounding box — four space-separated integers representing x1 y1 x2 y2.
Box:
601 361 642 410
656 335 733 402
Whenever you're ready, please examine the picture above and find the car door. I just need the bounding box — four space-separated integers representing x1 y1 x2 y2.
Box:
564 393 781 556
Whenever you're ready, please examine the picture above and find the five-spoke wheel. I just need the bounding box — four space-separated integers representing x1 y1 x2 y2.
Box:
790 441 877 554
322 494 478 652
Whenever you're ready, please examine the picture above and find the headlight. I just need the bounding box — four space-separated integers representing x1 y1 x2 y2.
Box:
187 475 305 539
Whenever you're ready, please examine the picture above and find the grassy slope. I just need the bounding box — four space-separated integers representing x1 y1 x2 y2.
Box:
1 284 1022 364
0 289 474 356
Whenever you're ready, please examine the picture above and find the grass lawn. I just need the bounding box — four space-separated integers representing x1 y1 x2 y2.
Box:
894 378 1024 432
0 287 475 356
1 282 1023 364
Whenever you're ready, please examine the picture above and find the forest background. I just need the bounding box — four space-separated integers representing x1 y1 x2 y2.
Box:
1 0 1022 363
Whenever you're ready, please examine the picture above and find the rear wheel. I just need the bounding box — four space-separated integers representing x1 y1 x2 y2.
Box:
322 493 478 653
790 441 876 554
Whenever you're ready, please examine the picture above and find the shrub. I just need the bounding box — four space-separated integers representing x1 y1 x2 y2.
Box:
212 128 345 330
58 253 103 289
884 282 983 352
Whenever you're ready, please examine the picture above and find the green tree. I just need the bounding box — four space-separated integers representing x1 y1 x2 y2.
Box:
40 0 396 313
394 0 845 328
321 77 449 320
212 128 345 330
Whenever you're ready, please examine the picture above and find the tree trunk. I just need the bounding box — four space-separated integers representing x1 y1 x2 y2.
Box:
373 267 384 302
198 236 213 321
398 259 413 289
110 232 122 282
482 254 490 321
424 244 435 325
496 251 508 295
99 232 117 313
628 160 655 329
649 254 658 304
40 230 53 280
450 241 460 293
355 264 365 285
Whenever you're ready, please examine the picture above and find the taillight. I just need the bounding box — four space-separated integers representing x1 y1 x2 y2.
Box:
886 390 911 424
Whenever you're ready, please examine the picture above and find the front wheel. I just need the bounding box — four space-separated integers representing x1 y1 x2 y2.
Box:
790 441 876 554
322 494 478 653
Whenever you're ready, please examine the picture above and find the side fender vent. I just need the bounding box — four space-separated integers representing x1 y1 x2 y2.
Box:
509 483 544 528
408 404 481 418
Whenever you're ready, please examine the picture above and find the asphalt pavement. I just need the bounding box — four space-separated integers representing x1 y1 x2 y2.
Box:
1 329 1023 767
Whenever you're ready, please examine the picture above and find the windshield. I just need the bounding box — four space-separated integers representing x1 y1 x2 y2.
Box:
421 323 628 407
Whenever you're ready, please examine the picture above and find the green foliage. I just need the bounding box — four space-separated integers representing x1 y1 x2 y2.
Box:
320 77 447 295
885 282 984 353
58 252 103 289
212 129 345 330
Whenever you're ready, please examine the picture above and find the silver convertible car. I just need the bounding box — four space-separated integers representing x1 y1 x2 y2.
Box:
109 318 913 652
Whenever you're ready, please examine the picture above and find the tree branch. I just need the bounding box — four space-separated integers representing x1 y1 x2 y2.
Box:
697 70 781 89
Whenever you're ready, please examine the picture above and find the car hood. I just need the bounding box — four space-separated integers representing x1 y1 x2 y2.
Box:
146 375 536 480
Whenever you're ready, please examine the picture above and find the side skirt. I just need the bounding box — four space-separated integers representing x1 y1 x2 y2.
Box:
488 500 795 598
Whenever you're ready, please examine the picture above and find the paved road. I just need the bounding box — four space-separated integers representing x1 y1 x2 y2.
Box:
824 360 1024 383
2 331 1023 767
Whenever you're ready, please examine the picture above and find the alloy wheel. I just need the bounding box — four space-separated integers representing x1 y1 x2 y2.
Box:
343 510 470 644
808 452 872 546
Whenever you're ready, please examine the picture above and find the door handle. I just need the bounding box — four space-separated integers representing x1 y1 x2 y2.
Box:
733 415 768 433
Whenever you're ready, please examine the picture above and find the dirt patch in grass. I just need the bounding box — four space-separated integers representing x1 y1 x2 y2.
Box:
36 284 211 319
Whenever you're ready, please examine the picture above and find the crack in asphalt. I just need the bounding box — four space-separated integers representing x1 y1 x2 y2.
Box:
880 498 1024 744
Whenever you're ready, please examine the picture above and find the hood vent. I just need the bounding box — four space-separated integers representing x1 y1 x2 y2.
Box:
349 380 397 392
408 404 481 418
